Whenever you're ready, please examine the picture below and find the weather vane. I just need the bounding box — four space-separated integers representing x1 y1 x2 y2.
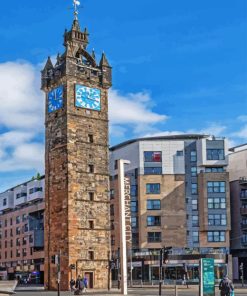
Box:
73 0 81 20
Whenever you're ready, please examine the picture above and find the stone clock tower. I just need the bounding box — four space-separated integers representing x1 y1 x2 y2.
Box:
41 9 112 290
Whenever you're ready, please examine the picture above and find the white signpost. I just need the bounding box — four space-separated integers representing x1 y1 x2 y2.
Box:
118 159 131 295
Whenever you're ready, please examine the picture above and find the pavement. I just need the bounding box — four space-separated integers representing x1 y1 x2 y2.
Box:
13 286 247 296
0 281 17 296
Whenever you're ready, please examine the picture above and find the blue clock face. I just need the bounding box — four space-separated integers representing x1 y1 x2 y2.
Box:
48 85 64 113
75 84 101 111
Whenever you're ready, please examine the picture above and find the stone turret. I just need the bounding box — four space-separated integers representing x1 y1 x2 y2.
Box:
41 18 112 91
42 8 112 290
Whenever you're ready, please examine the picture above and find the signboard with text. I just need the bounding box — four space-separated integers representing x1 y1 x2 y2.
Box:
124 177 132 249
200 258 215 296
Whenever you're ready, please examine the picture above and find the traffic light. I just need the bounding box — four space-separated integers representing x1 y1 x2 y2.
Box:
163 246 172 264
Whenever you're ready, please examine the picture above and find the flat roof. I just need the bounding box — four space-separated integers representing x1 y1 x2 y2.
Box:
0 175 45 195
229 143 247 152
110 134 209 151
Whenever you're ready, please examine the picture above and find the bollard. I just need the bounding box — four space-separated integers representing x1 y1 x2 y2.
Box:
174 284 178 296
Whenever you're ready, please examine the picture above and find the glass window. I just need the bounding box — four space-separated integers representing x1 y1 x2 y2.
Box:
144 151 162 162
131 185 138 196
111 235 115 246
205 167 224 173
147 200 161 210
88 192 94 201
29 235 33 243
134 168 138 179
110 220 114 230
22 237 27 245
131 217 138 228
240 190 247 198
132 233 139 245
192 231 199 242
3 198 7 206
131 201 138 213
16 192 27 199
16 238 20 246
208 214 227 226
146 183 160 194
192 215 199 227
207 231 225 242
147 232 161 243
88 134 93 143
192 199 198 210
191 167 197 177
207 181 225 193
190 151 197 162
22 214 28 222
208 197 226 209
147 216 161 226
144 167 162 175
110 205 114 216
16 216 21 224
24 224 28 232
110 189 114 200
191 183 198 194
242 234 247 244
88 164 94 173
207 149 225 160
88 251 94 260
176 150 184 156
29 187 43 194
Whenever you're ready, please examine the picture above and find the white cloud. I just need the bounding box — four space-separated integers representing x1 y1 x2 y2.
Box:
144 130 184 137
188 123 227 137
109 89 167 124
0 143 44 172
0 60 44 173
108 89 168 135
233 125 247 140
0 60 169 172
237 115 247 122
144 123 228 140
0 61 43 129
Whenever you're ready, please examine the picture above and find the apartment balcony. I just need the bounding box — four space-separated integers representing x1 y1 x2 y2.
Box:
241 239 247 246
240 192 247 200
0 191 14 211
241 223 247 231
27 191 44 202
239 177 247 186
240 207 247 216
14 185 27 207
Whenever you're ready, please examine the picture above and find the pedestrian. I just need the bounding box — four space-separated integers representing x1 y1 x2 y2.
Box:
219 275 234 296
70 278 76 291
182 273 189 288
83 275 88 292
75 275 84 295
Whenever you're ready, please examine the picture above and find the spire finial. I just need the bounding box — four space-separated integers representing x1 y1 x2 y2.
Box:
73 0 80 20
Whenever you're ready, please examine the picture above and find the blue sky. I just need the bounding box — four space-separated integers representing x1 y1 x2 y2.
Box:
0 0 247 192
